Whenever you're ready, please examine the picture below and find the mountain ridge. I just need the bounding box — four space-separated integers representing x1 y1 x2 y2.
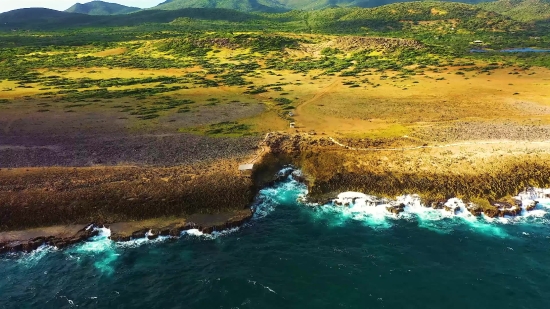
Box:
65 0 141 15
479 0 550 21
151 0 496 12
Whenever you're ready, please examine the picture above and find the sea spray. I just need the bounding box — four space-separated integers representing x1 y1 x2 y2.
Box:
69 226 118 275
252 169 308 220
304 187 550 237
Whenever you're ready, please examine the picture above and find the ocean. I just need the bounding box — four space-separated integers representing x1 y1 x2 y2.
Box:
2 170 550 308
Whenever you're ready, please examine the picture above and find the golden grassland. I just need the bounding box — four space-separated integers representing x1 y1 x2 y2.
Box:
1 33 548 139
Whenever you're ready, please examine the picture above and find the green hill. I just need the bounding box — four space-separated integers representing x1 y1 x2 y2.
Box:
0 1 528 34
0 7 260 30
0 8 97 28
65 1 141 15
152 0 496 11
479 0 550 21
153 0 287 12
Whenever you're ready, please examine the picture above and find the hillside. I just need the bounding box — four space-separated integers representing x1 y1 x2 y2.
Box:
0 7 259 30
479 0 550 21
65 1 141 15
0 1 531 35
0 8 97 29
152 0 497 11
153 0 287 12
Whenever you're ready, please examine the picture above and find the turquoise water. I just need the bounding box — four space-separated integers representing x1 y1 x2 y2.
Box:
2 171 550 308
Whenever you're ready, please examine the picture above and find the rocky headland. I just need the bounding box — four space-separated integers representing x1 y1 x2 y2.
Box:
2 132 550 253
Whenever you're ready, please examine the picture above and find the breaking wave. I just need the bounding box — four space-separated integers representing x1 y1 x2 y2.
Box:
306 189 550 238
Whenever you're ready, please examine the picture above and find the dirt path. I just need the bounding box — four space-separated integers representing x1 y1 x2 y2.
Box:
295 80 340 117
247 133 271 164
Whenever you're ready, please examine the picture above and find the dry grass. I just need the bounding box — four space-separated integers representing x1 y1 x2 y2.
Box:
93 47 128 57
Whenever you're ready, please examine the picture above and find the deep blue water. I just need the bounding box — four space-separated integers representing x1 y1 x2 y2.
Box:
2 172 550 309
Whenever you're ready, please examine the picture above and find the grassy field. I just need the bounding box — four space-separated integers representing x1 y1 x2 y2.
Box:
2 32 549 142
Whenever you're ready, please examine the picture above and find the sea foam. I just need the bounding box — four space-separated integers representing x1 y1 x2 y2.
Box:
306 188 549 237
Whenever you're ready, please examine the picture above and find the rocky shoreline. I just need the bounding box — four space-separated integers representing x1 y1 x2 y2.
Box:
3 132 550 255
0 209 254 254
326 191 541 218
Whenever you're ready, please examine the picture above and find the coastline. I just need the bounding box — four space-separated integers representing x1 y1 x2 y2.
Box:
3 132 550 253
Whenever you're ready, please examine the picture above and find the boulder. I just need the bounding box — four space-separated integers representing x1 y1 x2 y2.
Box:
7 242 23 252
526 201 538 211
386 203 405 214
147 230 159 240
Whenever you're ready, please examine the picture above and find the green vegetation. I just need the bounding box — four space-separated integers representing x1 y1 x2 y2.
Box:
0 1 548 129
153 0 286 13
151 0 500 12
65 1 141 15
480 0 550 21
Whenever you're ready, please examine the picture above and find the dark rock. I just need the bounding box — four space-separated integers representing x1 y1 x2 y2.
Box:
52 240 67 249
160 228 171 236
110 235 131 242
7 242 23 252
169 228 183 237
467 206 483 216
6 241 23 252
491 201 521 217
526 201 538 211
483 208 499 218
147 230 159 240
386 203 405 214
132 229 148 239
21 241 34 252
